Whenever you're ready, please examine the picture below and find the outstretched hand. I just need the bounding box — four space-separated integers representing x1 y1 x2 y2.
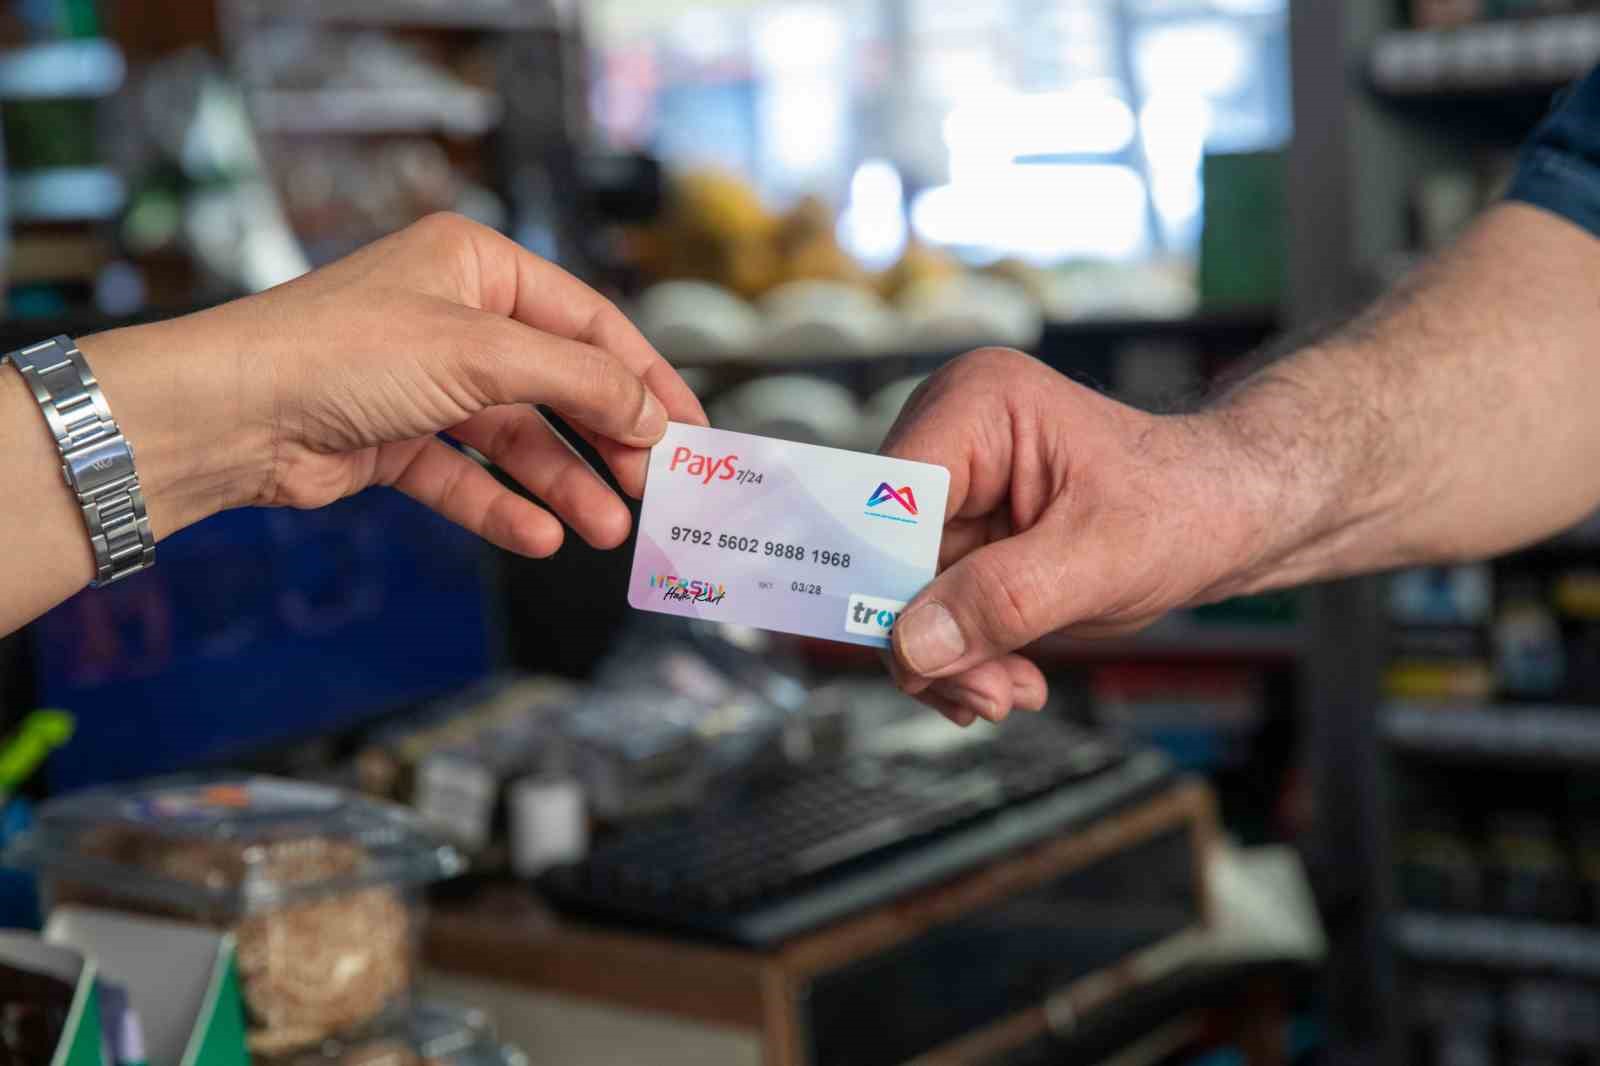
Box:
213 212 708 555
879 348 1255 726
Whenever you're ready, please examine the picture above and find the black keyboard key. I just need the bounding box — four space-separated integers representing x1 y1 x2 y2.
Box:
542 719 1145 941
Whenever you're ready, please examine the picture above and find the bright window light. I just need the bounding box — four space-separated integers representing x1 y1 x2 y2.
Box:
1135 21 1250 98
755 4 849 192
1209 0 1287 15
839 158 908 270
755 4 846 71
1140 93 1211 246
1140 93 1211 174
670 9 741 66
762 78 847 181
911 164 1149 261
942 85 1137 182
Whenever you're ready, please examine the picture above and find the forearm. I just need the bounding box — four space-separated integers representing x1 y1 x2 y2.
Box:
0 313 269 634
1195 202 1600 599
0 214 707 639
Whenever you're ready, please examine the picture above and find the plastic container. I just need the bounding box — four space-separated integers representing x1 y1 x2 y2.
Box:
11 775 464 1057
265 1001 527 1066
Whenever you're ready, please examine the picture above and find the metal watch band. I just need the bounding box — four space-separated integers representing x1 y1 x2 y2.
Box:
3 335 155 587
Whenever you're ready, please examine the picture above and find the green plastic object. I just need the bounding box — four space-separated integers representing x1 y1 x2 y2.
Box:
0 710 75 796
59 982 102 1066
184 942 249 1066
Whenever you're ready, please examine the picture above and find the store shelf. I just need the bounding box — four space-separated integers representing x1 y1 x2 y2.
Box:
1031 625 1305 665
0 39 125 101
249 88 503 137
1396 911 1600 977
233 0 558 31
9 168 125 224
1368 14 1600 98
670 311 1281 373
798 623 1303 674
1040 309 1280 349
1382 702 1600 763
0 303 225 353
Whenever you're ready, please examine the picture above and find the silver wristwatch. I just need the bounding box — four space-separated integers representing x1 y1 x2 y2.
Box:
3 335 155 587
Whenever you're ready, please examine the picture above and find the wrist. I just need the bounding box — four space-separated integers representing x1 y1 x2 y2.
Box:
1175 352 1405 601
1156 405 1310 605
79 312 276 539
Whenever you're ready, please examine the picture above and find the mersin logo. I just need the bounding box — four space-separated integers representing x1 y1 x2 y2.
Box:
865 482 918 524
646 573 729 605
649 574 726 606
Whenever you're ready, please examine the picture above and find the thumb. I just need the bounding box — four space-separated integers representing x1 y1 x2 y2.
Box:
892 526 1067 682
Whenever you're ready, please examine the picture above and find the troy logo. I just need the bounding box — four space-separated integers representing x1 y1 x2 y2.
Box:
866 482 918 516
845 594 907 638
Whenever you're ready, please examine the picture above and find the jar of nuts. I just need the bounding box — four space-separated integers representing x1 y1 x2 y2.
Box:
10 776 464 1057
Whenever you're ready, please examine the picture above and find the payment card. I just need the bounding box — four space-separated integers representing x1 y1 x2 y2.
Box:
628 423 949 647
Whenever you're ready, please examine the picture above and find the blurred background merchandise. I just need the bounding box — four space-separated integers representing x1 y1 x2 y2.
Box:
3 2 1600 1065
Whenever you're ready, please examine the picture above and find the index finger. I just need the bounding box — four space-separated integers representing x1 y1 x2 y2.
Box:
879 374 1008 524
471 229 706 495
469 226 707 430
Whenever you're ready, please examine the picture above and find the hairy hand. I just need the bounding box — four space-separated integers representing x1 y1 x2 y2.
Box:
880 348 1258 726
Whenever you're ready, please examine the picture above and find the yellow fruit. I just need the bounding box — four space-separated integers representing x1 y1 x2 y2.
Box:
878 240 961 300
671 170 774 242
979 257 1051 305
776 195 836 255
723 237 783 300
784 235 868 287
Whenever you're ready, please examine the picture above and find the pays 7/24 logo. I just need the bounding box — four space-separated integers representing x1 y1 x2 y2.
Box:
865 482 919 524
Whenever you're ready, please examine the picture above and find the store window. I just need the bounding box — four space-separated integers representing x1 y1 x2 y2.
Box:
587 0 1289 267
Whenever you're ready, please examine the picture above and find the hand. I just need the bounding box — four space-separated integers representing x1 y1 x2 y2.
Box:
84 213 707 557
879 348 1257 727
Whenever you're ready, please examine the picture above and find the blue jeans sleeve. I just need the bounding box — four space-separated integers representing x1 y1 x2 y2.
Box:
1506 66 1600 237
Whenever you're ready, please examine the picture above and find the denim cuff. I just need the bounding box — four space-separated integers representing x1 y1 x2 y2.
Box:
1504 66 1600 237
1507 144 1600 238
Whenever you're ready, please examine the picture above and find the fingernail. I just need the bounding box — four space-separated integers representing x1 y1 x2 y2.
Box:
1018 680 1047 711
897 602 966 675
955 688 999 722
634 392 667 438
950 708 977 728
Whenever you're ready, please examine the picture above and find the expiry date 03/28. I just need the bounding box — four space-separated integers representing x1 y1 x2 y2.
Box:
669 526 852 569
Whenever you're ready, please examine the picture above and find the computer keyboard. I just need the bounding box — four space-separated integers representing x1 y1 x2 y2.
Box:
541 715 1174 945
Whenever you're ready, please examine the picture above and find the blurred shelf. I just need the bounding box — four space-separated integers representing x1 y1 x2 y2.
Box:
1029 624 1305 666
0 302 225 351
1040 309 1279 349
1382 701 1600 763
795 623 1302 674
1364 81 1564 142
669 346 966 374
249 87 502 137
0 38 124 100
6 231 111 284
1369 14 1600 97
9 168 125 223
668 311 1281 374
1513 535 1600 559
1396 911 1600 977
233 0 559 31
